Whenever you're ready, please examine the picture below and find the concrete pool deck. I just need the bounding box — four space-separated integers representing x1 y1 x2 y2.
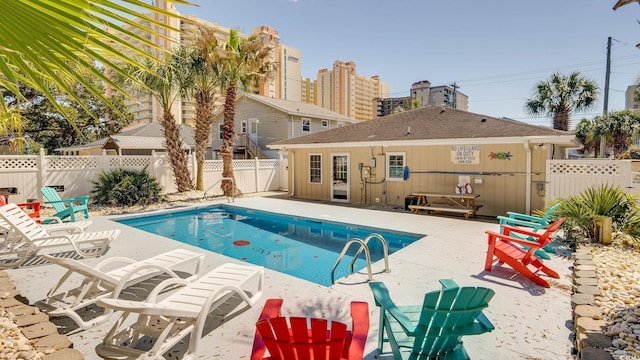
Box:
7 196 574 359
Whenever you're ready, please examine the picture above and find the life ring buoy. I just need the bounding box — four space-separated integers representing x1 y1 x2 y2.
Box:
455 183 473 195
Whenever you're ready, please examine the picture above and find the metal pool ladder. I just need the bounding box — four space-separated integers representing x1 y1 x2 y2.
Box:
330 233 390 285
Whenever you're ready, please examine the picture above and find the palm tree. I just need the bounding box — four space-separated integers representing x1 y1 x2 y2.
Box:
204 29 278 196
525 72 599 131
186 28 223 191
574 118 600 157
0 0 190 122
117 55 193 192
593 110 640 156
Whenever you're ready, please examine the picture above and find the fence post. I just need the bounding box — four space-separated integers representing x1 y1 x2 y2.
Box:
151 151 157 178
101 150 109 173
254 157 259 193
192 152 197 185
37 148 45 202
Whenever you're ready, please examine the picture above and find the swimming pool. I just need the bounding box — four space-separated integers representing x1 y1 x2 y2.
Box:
117 205 425 286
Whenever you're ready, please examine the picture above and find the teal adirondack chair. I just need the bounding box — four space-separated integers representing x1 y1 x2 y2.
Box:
40 187 89 222
369 279 495 360
496 203 561 259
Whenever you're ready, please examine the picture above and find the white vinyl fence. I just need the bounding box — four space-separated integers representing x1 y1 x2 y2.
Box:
0 151 285 203
545 159 640 201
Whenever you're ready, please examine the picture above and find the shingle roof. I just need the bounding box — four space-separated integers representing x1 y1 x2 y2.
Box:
108 136 191 150
119 122 197 146
241 93 357 123
269 106 574 148
55 122 198 152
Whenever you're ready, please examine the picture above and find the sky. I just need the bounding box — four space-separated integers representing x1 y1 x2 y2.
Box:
174 0 640 129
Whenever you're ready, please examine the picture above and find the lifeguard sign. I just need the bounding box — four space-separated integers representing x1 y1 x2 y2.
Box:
451 145 480 165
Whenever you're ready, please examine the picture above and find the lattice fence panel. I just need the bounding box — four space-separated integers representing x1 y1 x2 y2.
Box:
549 162 620 176
259 160 280 168
0 157 37 170
204 160 222 171
233 160 258 169
47 156 99 170
120 157 151 168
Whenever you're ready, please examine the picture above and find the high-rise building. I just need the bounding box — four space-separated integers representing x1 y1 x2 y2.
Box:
374 80 469 117
429 84 468 111
301 78 317 105
374 97 412 117
304 61 389 121
117 2 301 125
625 85 640 110
411 81 468 111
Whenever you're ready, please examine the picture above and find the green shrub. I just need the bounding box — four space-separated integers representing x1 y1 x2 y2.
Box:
556 184 640 243
91 167 161 207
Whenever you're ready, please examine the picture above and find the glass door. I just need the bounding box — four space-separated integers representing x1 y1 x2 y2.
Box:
331 154 349 202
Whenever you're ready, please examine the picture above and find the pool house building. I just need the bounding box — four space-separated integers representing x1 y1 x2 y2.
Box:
268 106 578 217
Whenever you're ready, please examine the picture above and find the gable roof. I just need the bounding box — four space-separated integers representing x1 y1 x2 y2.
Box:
119 122 197 146
55 122 199 152
268 106 576 149
106 136 191 150
218 93 357 123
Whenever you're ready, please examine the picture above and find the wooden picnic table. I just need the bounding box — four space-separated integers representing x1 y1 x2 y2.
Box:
409 192 481 218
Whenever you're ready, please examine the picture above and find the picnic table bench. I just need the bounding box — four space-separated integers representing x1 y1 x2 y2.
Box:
409 192 481 219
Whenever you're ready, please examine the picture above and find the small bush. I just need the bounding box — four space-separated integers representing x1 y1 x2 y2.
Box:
556 184 640 243
91 167 161 207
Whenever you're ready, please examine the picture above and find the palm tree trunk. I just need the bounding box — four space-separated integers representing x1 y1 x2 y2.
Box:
221 82 239 196
194 90 216 190
553 107 571 131
161 110 193 192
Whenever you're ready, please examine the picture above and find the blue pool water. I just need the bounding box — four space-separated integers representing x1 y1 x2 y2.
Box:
117 206 424 286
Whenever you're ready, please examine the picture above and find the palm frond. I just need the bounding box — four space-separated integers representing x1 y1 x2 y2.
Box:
1 0 193 123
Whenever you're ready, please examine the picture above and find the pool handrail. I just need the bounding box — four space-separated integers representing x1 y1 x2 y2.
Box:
349 233 390 275
331 238 373 285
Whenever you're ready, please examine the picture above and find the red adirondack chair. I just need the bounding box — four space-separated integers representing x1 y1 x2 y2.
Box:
251 299 369 360
0 197 41 221
484 217 566 288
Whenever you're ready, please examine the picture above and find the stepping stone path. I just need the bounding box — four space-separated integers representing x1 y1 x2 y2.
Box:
573 244 640 360
572 246 613 360
0 270 83 359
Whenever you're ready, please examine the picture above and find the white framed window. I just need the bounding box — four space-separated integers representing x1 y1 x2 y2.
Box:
386 152 406 181
241 121 247 134
321 120 328 128
218 124 224 140
309 154 322 183
302 118 311 132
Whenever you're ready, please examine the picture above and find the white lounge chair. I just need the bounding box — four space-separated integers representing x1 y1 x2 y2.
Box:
0 203 118 268
96 262 265 360
1 216 92 239
1 216 92 268
39 249 205 329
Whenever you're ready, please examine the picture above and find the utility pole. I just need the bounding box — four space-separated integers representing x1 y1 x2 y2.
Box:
600 37 613 158
450 82 459 109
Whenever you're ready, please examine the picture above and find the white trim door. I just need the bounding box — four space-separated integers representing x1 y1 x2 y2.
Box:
331 153 349 202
